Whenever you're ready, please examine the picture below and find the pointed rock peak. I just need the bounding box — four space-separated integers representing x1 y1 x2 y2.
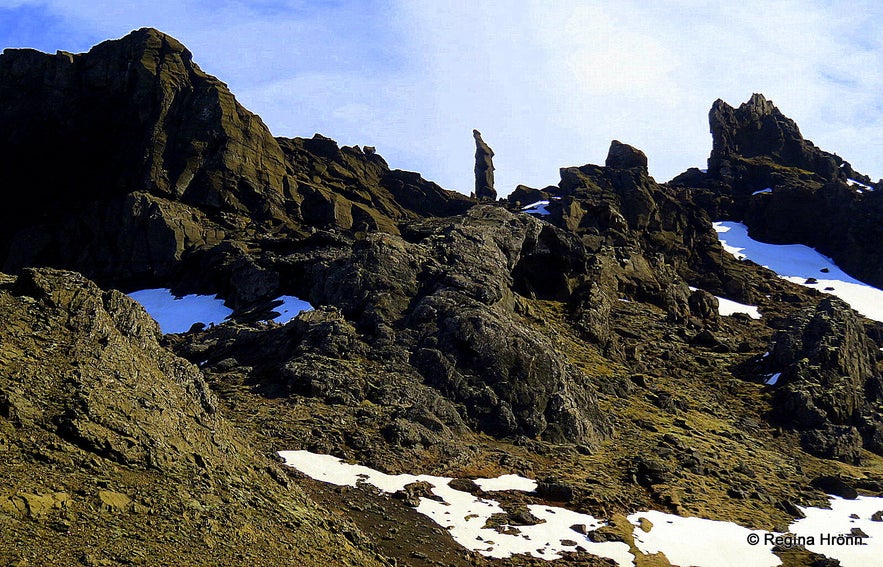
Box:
605 140 648 171
91 27 193 65
710 98 734 114
706 94 846 180
741 92 776 117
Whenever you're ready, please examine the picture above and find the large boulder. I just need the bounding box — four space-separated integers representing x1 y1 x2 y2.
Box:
605 140 648 172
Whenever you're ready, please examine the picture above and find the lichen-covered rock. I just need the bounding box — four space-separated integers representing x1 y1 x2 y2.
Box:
0 267 385 566
764 297 883 461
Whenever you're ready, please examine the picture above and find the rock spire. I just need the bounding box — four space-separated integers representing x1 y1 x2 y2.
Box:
473 129 497 201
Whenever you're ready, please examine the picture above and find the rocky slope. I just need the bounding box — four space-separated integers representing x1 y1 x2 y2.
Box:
2 30 883 567
0 268 385 566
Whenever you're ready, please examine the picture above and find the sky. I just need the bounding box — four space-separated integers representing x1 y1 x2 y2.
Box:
1 1 882 196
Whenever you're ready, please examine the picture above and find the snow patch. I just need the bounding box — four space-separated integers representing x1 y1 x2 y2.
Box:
689 286 761 319
716 296 761 319
127 288 232 334
714 222 883 322
281 450 883 566
791 496 883 567
764 372 781 386
521 200 551 216
269 295 312 324
847 178 874 191
278 450 632 563
628 511 781 567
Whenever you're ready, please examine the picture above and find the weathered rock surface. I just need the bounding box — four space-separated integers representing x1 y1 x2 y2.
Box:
672 93 883 288
179 206 613 446
473 129 497 201
0 268 384 565
605 140 648 172
763 297 883 462
0 28 472 289
708 93 844 182
4 29 883 566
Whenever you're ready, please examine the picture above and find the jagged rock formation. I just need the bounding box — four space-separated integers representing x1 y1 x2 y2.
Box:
708 93 845 183
174 206 614 446
506 140 756 310
473 129 497 201
0 28 472 289
671 93 883 288
0 268 383 566
762 297 883 463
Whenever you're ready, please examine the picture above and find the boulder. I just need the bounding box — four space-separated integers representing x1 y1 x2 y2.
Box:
605 140 648 172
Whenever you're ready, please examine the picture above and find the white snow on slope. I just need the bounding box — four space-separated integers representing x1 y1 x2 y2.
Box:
628 511 780 567
128 289 312 333
716 296 761 318
791 496 883 567
127 289 233 334
521 200 551 216
714 222 883 322
689 286 761 319
281 450 883 566
847 178 874 191
278 450 632 563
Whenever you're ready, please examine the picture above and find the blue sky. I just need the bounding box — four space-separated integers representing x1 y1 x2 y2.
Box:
2 1 882 195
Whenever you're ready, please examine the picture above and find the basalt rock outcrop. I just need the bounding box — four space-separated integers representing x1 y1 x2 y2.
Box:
0 268 383 566
4 29 883 566
0 28 472 289
183 206 615 446
473 129 497 201
707 93 845 183
761 297 883 463
507 140 757 310
671 93 883 289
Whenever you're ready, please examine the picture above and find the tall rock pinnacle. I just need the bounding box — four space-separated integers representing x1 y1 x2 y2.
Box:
473 129 497 201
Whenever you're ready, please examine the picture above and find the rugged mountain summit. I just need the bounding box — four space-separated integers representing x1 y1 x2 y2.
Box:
707 93 846 182
2 30 883 566
672 93 883 288
0 28 471 289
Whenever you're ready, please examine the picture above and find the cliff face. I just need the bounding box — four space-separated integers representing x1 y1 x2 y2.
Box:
0 28 289 226
0 28 471 288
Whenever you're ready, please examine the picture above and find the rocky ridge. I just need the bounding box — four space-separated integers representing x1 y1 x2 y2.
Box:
2 29 883 567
